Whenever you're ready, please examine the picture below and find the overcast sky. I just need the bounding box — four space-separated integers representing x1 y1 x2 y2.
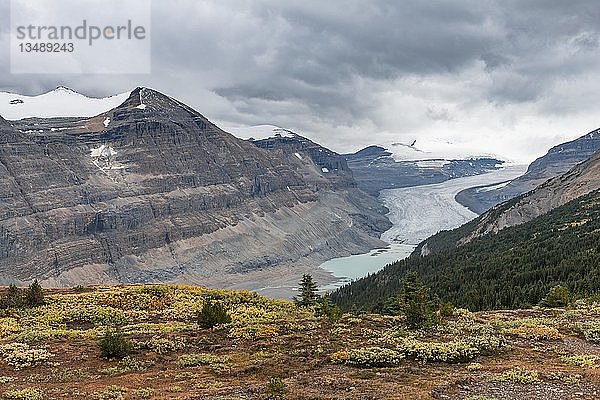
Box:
1 0 600 162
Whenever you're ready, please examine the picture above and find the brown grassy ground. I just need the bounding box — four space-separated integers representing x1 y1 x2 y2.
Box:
1 286 600 399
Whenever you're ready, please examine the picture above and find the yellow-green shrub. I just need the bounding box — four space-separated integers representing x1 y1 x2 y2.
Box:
176 353 229 368
561 354 600 368
0 343 54 370
506 326 562 340
333 347 404 368
491 368 539 383
3 387 44 400
395 338 478 363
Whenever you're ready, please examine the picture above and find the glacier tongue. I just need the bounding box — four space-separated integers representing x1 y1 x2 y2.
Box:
379 165 527 245
319 165 527 291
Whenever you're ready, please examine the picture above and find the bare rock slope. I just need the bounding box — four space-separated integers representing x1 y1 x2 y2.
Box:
460 150 600 243
458 128 600 213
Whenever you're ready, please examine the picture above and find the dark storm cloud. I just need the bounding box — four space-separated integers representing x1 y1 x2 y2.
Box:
191 0 502 118
1 1 600 161
148 0 600 122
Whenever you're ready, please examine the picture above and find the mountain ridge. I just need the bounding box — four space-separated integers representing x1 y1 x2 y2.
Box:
0 86 131 120
457 128 600 213
459 150 600 244
344 144 505 196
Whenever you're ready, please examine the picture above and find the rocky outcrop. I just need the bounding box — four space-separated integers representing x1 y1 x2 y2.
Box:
250 132 355 190
460 150 600 244
0 88 390 288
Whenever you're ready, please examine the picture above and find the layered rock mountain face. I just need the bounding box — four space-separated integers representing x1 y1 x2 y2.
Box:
250 132 354 190
345 145 503 196
0 88 390 289
457 128 600 213
459 150 600 244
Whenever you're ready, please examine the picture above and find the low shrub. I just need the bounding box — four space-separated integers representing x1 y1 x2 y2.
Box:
265 377 286 398
506 325 562 340
134 387 154 398
176 353 229 368
548 372 582 384
491 368 539 383
561 354 600 368
466 362 483 371
138 336 185 354
332 347 404 368
98 386 126 400
100 356 150 376
465 334 508 356
0 376 16 384
579 322 600 343
197 302 232 328
174 371 198 381
72 285 87 293
3 388 44 400
395 338 478 363
98 331 133 359
0 343 54 370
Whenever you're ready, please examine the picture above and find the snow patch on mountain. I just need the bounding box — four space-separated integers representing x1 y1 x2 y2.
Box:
384 138 506 163
224 124 297 140
0 86 129 120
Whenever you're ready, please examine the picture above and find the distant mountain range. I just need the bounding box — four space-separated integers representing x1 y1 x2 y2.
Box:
344 145 504 196
458 150 600 244
3 85 598 302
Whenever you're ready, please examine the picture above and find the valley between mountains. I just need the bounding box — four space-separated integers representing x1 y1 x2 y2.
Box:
0 86 514 297
2 86 599 303
3 87 600 400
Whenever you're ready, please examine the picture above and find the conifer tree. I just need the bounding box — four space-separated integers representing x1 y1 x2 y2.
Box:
296 274 318 307
25 280 44 307
0 284 21 309
397 272 436 328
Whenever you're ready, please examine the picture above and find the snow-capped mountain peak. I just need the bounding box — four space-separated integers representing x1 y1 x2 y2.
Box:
0 87 130 120
53 86 82 94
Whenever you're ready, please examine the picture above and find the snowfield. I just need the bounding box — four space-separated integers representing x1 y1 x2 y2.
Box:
319 165 527 289
384 139 505 162
224 124 297 140
0 87 129 120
